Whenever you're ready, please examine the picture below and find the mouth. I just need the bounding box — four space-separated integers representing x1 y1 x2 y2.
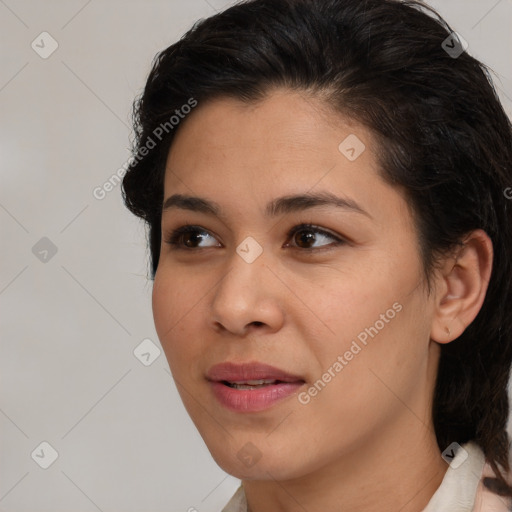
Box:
206 361 306 412
206 360 305 385
222 379 290 390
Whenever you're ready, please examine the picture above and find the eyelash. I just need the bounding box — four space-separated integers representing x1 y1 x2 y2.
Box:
163 223 347 252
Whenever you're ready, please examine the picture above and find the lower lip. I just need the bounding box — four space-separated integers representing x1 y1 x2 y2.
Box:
209 381 304 412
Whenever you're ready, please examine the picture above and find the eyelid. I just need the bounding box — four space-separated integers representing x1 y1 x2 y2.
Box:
284 223 347 249
163 224 221 248
163 222 348 251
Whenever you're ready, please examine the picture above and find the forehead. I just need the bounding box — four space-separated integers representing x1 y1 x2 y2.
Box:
169 90 358 152
165 90 376 181
162 89 412 229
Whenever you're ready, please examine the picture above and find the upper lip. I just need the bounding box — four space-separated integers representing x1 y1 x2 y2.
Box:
206 361 305 383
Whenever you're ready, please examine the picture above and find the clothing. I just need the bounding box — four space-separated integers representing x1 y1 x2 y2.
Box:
221 442 512 512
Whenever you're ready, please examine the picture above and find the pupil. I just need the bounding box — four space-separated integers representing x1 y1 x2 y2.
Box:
185 232 202 247
297 230 314 248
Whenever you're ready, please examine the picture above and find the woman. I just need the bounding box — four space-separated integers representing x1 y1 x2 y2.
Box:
121 0 512 510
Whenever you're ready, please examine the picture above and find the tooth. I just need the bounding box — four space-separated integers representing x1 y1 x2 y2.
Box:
228 379 278 390
243 379 277 385
233 384 265 390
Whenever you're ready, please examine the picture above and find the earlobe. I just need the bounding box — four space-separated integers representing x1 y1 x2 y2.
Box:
430 229 493 344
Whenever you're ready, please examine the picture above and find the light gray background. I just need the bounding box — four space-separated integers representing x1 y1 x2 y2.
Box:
1 1 511 511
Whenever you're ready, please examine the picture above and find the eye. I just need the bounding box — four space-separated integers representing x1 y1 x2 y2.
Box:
164 225 220 249
163 223 346 251
284 223 345 250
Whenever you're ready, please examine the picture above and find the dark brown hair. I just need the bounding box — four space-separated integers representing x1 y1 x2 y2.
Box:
122 0 512 497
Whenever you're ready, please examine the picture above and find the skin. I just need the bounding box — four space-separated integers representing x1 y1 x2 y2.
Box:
152 89 493 512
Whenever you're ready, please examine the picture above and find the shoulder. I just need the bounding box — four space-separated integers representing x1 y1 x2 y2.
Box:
473 458 512 512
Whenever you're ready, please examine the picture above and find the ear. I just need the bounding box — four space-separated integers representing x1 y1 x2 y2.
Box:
430 229 493 344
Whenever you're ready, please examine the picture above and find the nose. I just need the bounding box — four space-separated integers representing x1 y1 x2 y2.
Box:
209 250 285 336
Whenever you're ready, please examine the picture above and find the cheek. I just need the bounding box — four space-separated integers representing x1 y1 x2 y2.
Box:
316 282 430 402
151 269 200 367
152 272 174 339
152 262 198 329
314 275 401 345
311 252 428 372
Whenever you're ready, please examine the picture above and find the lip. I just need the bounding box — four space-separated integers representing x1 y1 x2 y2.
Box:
207 361 304 383
206 361 306 412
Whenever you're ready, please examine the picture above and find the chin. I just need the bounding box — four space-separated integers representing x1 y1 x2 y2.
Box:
207 442 307 481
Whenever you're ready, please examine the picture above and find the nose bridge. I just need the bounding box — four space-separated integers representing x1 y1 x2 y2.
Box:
219 233 268 294
209 240 284 334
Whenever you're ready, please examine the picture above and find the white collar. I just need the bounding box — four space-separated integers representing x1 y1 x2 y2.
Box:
422 441 485 512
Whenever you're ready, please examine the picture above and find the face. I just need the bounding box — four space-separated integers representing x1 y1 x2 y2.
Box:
152 89 440 480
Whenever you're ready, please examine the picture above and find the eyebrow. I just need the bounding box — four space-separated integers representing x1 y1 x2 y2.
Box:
162 191 372 219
